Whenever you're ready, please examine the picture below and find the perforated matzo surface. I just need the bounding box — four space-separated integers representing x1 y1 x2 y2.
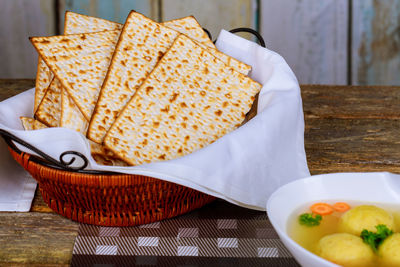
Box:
104 34 261 165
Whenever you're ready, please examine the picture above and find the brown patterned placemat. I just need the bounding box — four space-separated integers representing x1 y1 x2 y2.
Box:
71 199 299 266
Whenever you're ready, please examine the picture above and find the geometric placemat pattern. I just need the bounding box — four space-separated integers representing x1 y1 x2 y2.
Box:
71 199 300 266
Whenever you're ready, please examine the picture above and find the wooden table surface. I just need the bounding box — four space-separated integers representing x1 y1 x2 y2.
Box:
0 79 400 266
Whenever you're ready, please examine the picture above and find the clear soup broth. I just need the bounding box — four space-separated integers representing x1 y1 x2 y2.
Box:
288 201 400 267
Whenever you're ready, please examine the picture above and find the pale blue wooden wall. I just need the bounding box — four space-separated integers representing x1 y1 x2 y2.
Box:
352 0 400 85
58 0 159 30
261 0 348 85
0 0 399 86
0 0 55 78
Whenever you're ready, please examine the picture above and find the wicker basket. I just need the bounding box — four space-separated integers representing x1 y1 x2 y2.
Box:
7 145 215 226
3 28 265 227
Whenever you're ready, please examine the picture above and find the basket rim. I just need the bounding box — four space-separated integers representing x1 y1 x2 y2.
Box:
1 129 124 174
7 144 184 189
2 129 128 176
3 132 207 190
8 144 217 227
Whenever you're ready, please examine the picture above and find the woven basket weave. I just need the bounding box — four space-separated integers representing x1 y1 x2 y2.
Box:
7 146 215 226
3 28 265 227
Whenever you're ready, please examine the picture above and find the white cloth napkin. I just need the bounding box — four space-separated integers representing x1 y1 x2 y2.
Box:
0 89 37 211
0 30 310 211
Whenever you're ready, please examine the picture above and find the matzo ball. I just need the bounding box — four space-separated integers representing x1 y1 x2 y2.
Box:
379 233 400 267
316 233 374 267
339 205 394 235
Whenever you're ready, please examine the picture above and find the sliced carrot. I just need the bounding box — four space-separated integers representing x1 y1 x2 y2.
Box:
310 203 334 215
333 202 351 212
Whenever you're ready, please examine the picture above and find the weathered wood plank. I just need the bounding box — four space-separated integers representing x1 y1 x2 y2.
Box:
0 264 69 267
260 0 348 85
0 212 79 265
0 79 35 101
161 0 256 41
301 85 400 174
1 81 400 265
30 189 52 213
58 0 159 32
305 118 400 174
352 0 400 85
301 85 400 119
0 0 55 79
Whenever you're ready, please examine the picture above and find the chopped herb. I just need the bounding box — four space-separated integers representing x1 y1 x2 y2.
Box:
360 224 393 252
298 213 322 227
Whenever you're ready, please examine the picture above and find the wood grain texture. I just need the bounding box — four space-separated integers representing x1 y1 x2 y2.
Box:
1 80 400 265
352 0 400 85
0 0 55 79
0 212 78 265
30 189 52 213
58 0 159 32
302 84 400 119
0 79 35 101
260 0 348 85
161 0 256 42
301 85 400 174
305 118 400 174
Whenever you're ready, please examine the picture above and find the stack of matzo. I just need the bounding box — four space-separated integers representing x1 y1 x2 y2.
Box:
87 12 251 144
26 11 261 166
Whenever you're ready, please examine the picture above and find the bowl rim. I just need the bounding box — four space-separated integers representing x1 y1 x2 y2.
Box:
266 177 339 267
266 171 400 267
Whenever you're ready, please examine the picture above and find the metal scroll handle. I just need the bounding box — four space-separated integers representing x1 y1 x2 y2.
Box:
0 129 89 172
203 27 266 48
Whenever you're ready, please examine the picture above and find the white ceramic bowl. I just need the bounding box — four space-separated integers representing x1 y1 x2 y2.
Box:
266 172 400 267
